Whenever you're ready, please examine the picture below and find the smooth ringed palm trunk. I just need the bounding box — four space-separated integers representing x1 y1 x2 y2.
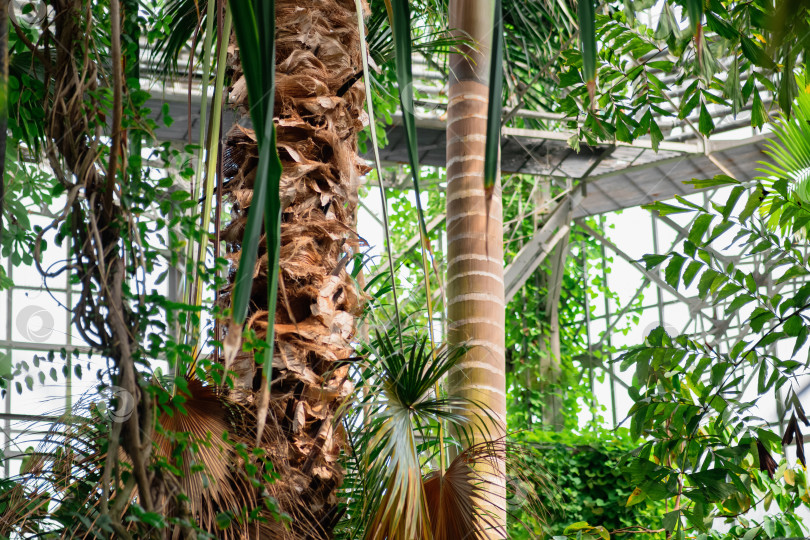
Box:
447 0 506 535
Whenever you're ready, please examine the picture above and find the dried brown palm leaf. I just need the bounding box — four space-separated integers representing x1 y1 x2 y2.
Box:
0 380 295 540
424 439 551 540
153 378 273 539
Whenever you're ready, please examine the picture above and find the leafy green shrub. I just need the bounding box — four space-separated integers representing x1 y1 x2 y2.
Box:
508 430 665 539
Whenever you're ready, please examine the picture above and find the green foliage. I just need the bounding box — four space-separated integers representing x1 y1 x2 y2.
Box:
0 154 53 289
558 1 806 148
502 176 638 432
619 111 810 534
227 0 282 337
484 0 504 200
508 430 665 539
757 73 810 234
337 327 552 540
500 0 578 120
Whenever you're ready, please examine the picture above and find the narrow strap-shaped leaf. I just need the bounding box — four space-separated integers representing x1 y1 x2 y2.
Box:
391 0 443 476
354 0 403 349
181 0 218 342
228 0 281 444
256 114 283 444
578 0 596 104
685 0 703 38
229 0 265 140
390 0 436 334
484 0 503 219
228 0 276 325
187 4 233 376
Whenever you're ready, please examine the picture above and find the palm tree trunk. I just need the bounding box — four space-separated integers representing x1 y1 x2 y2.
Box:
446 0 507 535
222 0 367 536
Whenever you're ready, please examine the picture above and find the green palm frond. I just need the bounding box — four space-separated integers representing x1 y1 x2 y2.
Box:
151 0 455 79
756 73 810 235
366 3 464 67
357 332 467 540
147 0 210 77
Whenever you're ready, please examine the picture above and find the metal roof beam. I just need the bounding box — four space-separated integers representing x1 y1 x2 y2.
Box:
504 189 582 301
578 223 717 328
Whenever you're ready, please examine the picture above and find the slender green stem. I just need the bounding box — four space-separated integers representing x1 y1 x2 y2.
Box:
190 5 232 361
181 0 217 343
354 0 404 350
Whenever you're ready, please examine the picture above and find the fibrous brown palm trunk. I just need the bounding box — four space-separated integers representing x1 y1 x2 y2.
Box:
221 0 368 536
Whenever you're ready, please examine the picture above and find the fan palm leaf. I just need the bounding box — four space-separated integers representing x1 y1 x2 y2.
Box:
336 330 551 540
0 379 291 538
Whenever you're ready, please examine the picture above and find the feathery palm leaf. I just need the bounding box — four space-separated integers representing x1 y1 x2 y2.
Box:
501 0 578 121
756 73 810 235
358 332 467 540
146 0 210 77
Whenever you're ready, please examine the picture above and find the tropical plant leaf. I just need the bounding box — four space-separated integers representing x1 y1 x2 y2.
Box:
388 0 440 369
338 329 551 539
754 75 810 236
187 4 233 367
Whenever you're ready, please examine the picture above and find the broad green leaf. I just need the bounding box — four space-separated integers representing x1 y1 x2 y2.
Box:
682 260 702 288
749 307 775 332
726 294 755 314
642 201 692 217
665 255 687 288
685 0 702 36
751 91 768 129
777 265 809 284
564 522 591 533
642 254 669 269
722 186 746 220
698 102 714 135
650 120 663 151
697 269 719 298
739 185 766 222
663 509 680 533
793 325 809 357
688 214 714 245
784 314 805 337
